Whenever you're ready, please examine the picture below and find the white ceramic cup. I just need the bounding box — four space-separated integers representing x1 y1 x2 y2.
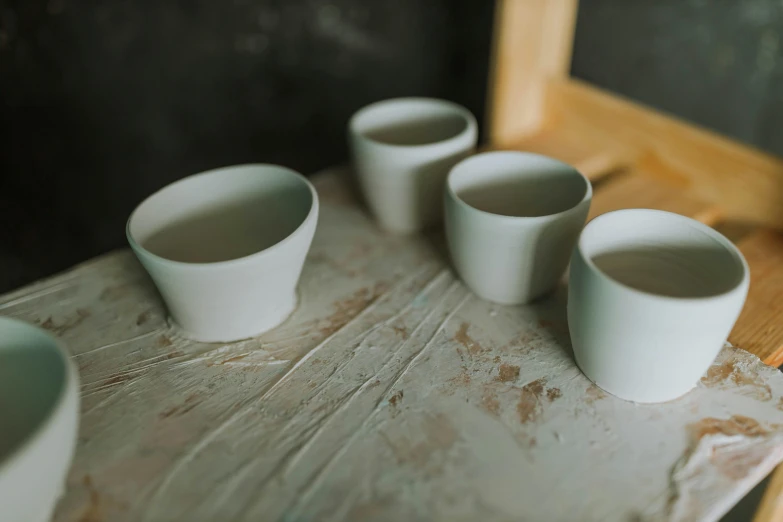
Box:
127 164 318 342
349 97 478 234
445 151 592 304
568 209 750 403
0 317 79 522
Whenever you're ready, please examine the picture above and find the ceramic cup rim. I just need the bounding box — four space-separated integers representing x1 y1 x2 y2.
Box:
0 317 77 474
349 97 477 151
126 163 319 271
577 208 750 303
446 151 592 224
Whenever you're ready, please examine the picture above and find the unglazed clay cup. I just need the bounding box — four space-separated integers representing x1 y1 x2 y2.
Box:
0 317 80 522
127 164 318 342
445 151 591 304
349 97 478 234
568 209 750 403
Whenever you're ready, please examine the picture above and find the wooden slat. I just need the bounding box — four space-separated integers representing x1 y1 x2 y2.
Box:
500 126 632 181
543 78 783 229
729 230 783 367
754 465 783 522
588 172 722 225
486 0 579 146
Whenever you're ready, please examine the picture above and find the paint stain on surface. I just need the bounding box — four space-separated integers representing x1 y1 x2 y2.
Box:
701 360 772 401
585 384 607 405
135 311 151 326
711 444 770 480
688 415 770 440
516 378 561 424
482 388 500 415
39 308 91 335
389 390 403 407
496 363 520 383
384 414 458 470
686 415 778 481
449 371 471 387
320 284 388 337
77 475 102 522
454 322 484 356
220 353 249 364
517 379 546 424
102 373 132 387
392 325 409 339
160 394 201 419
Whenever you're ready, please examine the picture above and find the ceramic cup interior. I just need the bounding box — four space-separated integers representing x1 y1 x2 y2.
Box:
351 98 474 147
448 152 590 218
580 210 747 298
0 319 68 464
128 165 315 264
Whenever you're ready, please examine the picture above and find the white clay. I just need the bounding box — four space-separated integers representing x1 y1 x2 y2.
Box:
0 317 79 522
349 97 478 234
127 164 318 342
445 151 591 305
568 209 750 403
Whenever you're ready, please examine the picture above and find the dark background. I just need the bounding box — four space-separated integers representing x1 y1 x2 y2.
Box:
2 0 783 293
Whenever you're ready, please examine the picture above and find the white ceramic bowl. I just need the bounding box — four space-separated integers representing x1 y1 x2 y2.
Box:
568 209 750 403
127 164 318 342
445 151 592 304
349 97 478 234
0 317 80 522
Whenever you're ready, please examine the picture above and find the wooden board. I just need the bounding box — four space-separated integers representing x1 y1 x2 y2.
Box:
3 168 783 522
487 0 578 145
587 171 722 225
730 230 783 368
543 78 783 229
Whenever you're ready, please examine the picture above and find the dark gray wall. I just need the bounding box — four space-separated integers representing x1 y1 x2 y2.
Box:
572 0 783 154
0 0 494 291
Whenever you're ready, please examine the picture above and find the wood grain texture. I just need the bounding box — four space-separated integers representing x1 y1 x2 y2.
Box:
486 0 579 146
500 125 631 180
1 168 782 522
754 464 783 522
588 171 722 225
544 78 783 229
730 230 783 367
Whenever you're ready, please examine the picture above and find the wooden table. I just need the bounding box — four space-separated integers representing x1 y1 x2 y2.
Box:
4 168 783 522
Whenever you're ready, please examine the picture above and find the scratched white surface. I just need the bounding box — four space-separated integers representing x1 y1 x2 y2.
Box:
2 167 783 522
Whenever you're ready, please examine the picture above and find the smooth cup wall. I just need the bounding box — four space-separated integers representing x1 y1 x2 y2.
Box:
350 97 478 234
127 164 318 343
0 317 80 522
445 151 592 305
568 209 749 403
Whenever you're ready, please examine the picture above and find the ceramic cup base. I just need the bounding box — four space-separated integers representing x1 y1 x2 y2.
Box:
169 292 297 344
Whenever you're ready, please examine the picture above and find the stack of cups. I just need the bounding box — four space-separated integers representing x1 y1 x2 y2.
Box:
349 97 749 403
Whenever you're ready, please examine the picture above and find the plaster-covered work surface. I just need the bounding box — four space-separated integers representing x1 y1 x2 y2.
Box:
2 168 782 522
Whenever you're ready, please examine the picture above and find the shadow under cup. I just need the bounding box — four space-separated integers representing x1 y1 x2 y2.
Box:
568 209 749 403
127 164 318 342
